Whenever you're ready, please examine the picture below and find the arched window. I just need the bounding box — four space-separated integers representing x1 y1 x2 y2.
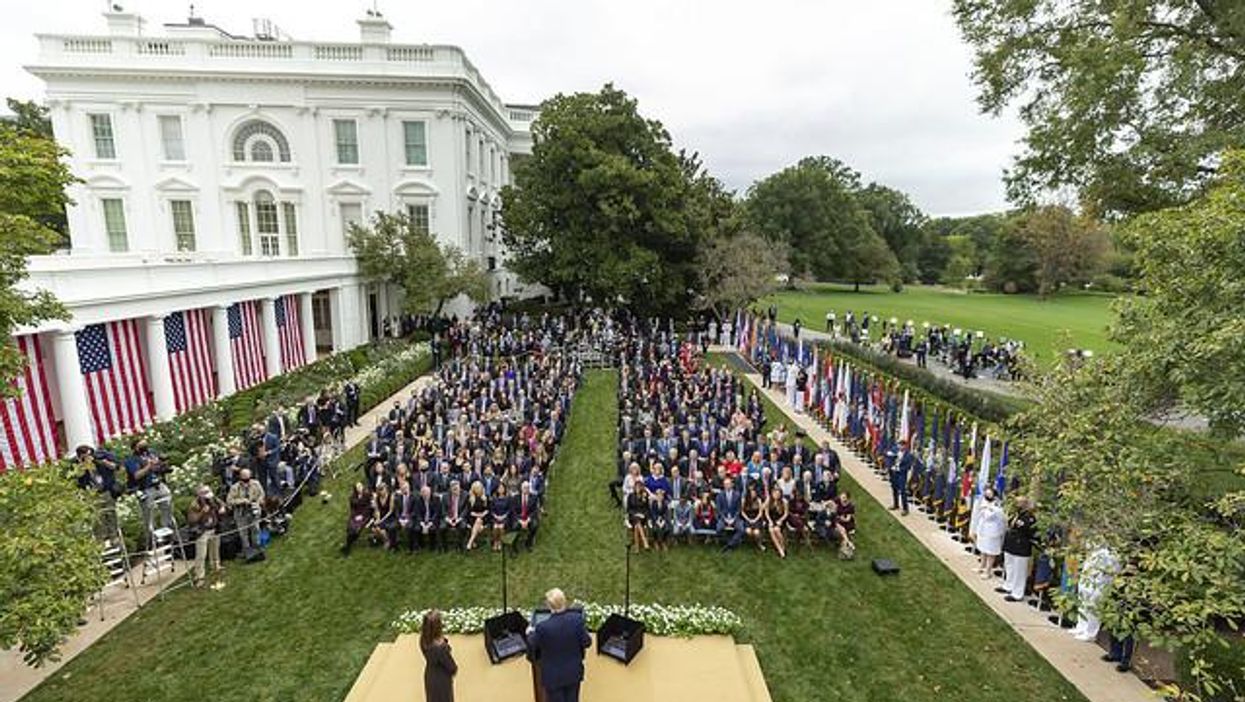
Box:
231 119 292 162
234 188 299 258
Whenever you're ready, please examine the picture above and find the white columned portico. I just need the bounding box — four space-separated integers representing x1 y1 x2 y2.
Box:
49 329 94 450
211 305 237 397
299 291 317 363
143 315 176 420
260 297 282 379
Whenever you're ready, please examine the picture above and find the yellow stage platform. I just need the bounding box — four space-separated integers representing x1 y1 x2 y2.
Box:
345 632 772 702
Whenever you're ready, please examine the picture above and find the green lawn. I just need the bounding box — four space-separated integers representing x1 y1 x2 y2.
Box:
763 283 1119 362
21 370 1086 702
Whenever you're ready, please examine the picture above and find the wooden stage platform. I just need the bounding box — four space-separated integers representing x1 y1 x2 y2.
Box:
345 632 772 702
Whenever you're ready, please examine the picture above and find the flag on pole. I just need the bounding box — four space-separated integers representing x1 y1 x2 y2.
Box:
228 301 267 391
995 442 1009 496
978 436 993 497
165 309 216 414
0 334 59 469
276 294 308 372
76 320 154 443
899 389 910 444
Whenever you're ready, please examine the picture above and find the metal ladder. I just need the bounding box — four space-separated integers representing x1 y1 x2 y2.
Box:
93 506 141 620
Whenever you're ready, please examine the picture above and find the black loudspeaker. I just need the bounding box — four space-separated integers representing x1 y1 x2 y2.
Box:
484 610 529 664
596 613 645 665
872 558 900 576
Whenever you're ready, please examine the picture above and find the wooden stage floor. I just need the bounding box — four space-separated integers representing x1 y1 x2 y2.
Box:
345 632 771 702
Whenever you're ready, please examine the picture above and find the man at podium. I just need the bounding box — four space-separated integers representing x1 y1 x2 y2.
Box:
527 588 591 702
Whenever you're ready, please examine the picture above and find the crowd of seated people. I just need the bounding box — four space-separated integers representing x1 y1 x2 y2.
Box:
613 327 859 558
342 311 600 555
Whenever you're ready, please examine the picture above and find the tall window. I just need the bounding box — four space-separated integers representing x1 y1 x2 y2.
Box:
255 191 280 256
406 204 430 234
158 115 185 161
465 128 473 172
282 202 299 256
478 139 485 177
466 204 474 252
170 199 195 251
403 121 427 166
340 202 363 239
90 114 116 159
333 119 359 164
102 198 127 252
236 202 252 255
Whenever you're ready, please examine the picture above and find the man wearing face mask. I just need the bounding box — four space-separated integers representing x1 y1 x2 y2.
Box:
187 484 226 586
125 438 173 548
227 468 265 558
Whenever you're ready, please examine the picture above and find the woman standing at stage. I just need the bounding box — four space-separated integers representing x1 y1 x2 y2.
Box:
421 609 458 702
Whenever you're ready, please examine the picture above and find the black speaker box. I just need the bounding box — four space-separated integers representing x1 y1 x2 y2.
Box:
596 613 645 665
872 558 900 576
484 610 529 664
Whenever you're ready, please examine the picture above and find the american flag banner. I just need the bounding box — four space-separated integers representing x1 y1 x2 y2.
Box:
165 309 217 413
228 301 267 391
275 294 307 372
77 320 154 443
0 334 59 470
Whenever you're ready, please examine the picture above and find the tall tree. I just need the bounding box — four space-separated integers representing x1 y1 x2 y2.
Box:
953 0 1245 215
499 84 703 316
347 211 488 315
3 99 53 139
0 120 71 393
746 156 898 288
856 184 926 281
1013 205 1109 298
695 231 788 321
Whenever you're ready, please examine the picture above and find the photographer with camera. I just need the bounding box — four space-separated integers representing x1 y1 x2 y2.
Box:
187 484 226 586
226 468 265 559
124 438 173 548
75 444 123 542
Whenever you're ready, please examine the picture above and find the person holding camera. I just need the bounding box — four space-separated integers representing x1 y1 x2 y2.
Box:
226 468 265 558
124 438 173 549
75 445 122 542
187 484 226 586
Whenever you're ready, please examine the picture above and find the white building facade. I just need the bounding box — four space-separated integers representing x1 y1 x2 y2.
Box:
10 9 536 459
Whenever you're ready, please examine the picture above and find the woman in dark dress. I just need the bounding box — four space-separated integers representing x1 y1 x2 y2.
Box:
421 610 457 702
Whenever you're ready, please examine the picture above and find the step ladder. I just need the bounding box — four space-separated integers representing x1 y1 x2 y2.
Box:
93 507 140 620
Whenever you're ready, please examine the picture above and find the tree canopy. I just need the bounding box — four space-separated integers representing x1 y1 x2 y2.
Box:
695 231 789 320
953 0 1245 216
500 84 708 316
347 210 488 315
745 156 899 289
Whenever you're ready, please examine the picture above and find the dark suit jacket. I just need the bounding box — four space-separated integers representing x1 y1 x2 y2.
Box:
715 489 742 528
529 609 591 689
413 495 441 527
441 493 468 527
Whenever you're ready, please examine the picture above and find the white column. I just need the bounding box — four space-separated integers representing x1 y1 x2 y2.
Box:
376 283 389 338
49 329 94 451
299 291 317 362
329 287 348 352
211 305 237 397
260 297 282 379
143 315 176 421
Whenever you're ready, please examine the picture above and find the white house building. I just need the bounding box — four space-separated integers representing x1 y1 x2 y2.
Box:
4 8 536 465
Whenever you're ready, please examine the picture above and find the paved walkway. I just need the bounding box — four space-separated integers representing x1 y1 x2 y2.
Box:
717 349 1154 702
0 372 436 702
770 321 1023 398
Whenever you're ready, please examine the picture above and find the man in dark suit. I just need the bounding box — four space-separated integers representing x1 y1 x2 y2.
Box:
440 481 468 551
514 481 540 550
890 439 914 516
343 380 361 427
412 485 441 551
715 477 744 552
528 588 591 702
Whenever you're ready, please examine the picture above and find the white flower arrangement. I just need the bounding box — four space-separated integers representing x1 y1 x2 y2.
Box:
391 602 743 639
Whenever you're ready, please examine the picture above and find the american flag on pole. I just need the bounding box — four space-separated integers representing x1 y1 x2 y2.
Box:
228 301 267 391
275 294 307 372
165 309 217 413
0 334 59 470
77 320 154 443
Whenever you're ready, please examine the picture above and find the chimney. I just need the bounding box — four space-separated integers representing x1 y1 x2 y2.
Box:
103 6 145 36
358 13 393 43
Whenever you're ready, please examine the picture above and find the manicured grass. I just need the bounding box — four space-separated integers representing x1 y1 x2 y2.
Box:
21 370 1087 702
763 283 1119 362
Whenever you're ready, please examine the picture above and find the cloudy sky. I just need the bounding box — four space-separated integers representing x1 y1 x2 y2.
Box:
1 0 1023 216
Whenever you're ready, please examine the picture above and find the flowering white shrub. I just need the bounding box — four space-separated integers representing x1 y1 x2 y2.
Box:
391 602 743 638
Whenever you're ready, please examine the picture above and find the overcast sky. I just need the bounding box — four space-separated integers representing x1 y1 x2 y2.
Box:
1 0 1022 216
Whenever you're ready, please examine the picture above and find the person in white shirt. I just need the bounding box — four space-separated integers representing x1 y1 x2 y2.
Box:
785 359 799 407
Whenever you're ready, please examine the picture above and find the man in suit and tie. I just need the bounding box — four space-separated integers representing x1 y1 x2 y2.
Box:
266 409 287 440
890 439 914 516
394 480 416 551
343 380 361 427
715 477 744 552
412 484 441 551
440 480 468 551
297 395 319 434
528 588 591 702
515 481 540 550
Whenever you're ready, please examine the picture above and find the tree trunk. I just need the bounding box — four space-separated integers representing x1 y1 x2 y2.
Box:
854 280 861 292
